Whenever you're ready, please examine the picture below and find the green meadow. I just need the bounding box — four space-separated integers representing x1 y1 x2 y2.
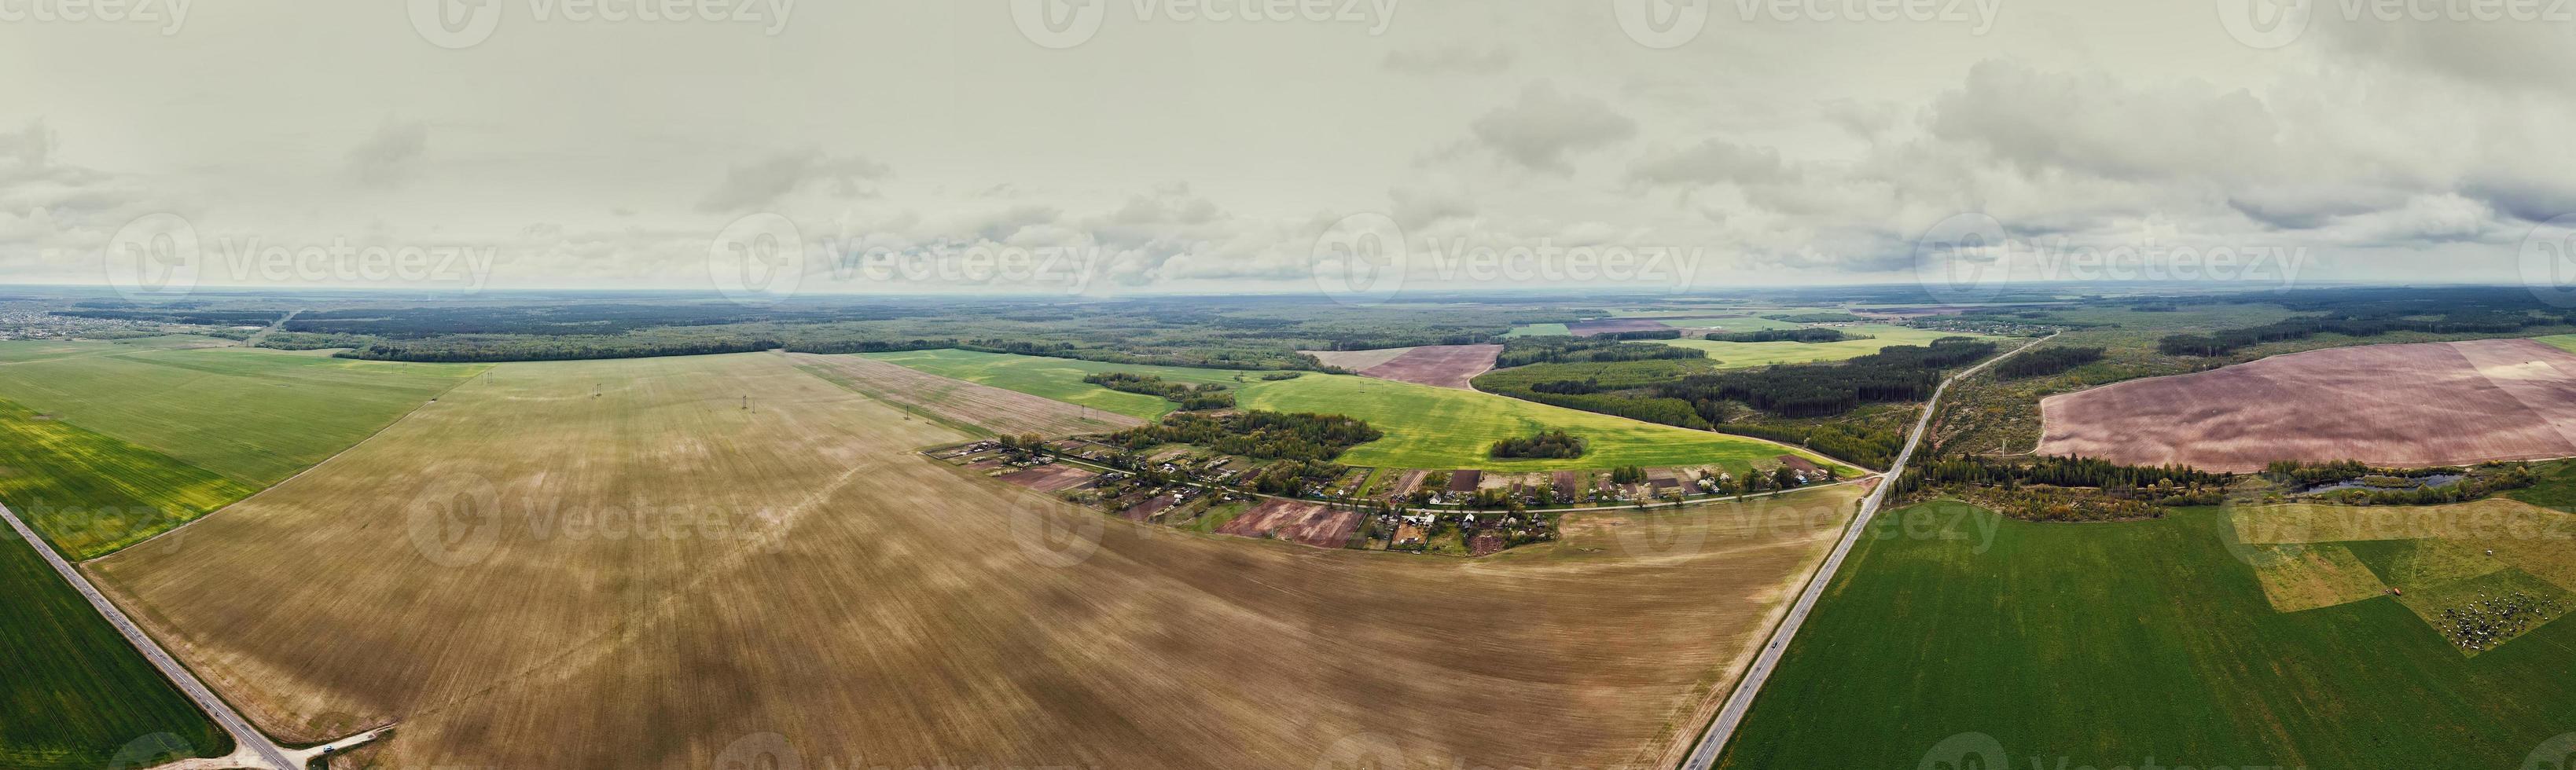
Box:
1649 324 1999 368
863 349 1844 473
1717 500 2576 770
0 530 229 768
0 398 259 558
0 341 483 486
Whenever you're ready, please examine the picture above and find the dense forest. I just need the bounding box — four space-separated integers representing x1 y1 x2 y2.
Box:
1082 372 1234 410
1993 346 2105 379
1490 430 1586 459
1655 338 1997 420
1493 337 1706 368
1101 410 1382 462
1703 328 1852 343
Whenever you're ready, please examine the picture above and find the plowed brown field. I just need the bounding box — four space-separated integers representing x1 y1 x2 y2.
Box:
89 352 1863 770
2038 339 2576 471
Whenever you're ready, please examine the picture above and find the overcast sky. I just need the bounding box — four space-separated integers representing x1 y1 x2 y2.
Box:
2 0 2573 298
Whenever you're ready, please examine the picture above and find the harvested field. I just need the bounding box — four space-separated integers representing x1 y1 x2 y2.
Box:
89 351 1863 770
2038 339 2576 471
1447 469 1483 493
1566 318 1673 336
996 464 1098 493
1299 347 1414 372
1350 343 1502 389
792 352 1142 436
2247 544 2387 613
1214 499 1359 548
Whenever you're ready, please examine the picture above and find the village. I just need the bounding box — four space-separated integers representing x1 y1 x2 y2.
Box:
926 432 1843 557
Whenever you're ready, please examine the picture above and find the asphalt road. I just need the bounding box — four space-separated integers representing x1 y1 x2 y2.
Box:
1677 334 2056 770
2 501 300 769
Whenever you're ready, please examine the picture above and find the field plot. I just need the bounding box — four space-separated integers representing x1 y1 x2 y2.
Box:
790 352 1142 436
1566 318 1674 336
1211 498 1358 548
0 341 481 485
860 348 1243 420
1720 500 2576 770
89 351 1867 769
0 527 228 768
994 464 1099 493
868 350 1844 473
1300 346 1414 371
1646 324 1997 368
1344 343 1501 389
0 398 257 558
2038 339 2576 471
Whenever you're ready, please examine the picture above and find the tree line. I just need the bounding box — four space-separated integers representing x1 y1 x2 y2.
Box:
1100 410 1381 463
1993 346 2105 379
1081 372 1234 410
1490 430 1586 459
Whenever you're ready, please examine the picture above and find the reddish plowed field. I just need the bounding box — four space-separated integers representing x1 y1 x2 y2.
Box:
1447 469 1483 493
1566 319 1674 337
1356 344 1504 389
2038 339 2576 471
1119 493 1180 522
1216 499 1360 548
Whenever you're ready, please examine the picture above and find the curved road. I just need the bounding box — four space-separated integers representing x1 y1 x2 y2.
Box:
1678 334 2055 770
2 502 383 769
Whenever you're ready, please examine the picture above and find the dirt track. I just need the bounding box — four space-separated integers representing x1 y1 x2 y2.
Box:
2037 339 2576 471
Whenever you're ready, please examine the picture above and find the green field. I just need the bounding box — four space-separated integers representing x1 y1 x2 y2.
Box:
860 349 1246 420
1718 500 2576 769
864 349 1843 473
0 530 230 768
1648 324 1999 368
0 342 483 486
0 398 259 558
1501 323 1571 337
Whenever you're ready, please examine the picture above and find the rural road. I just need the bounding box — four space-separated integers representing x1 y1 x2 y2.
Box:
1676 333 2055 770
2 501 382 769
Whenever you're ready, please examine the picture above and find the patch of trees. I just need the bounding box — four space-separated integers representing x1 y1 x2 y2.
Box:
1994 346 2106 379
1898 454 2233 522
2157 310 2559 357
1719 423 1902 470
1703 328 1852 343
2263 459 2538 505
1763 313 1869 324
1082 372 1235 410
1244 459 1349 496
1599 329 1684 340
1656 339 1994 420
781 339 961 354
1494 337 1705 368
1608 465 1648 484
1490 430 1586 459
1101 410 1382 462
